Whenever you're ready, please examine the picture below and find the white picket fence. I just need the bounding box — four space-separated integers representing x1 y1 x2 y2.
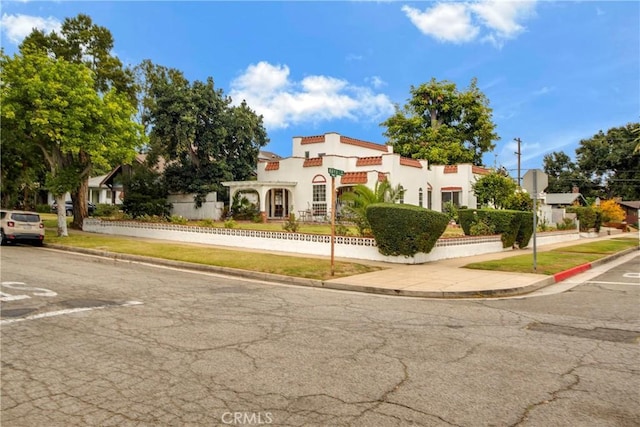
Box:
83 219 580 264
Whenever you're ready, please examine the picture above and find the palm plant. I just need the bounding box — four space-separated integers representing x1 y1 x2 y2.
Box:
340 181 405 236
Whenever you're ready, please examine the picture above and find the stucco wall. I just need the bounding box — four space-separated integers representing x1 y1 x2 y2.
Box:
83 219 580 265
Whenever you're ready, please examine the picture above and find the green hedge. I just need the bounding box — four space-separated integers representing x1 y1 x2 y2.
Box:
366 203 449 257
459 209 533 248
566 206 602 232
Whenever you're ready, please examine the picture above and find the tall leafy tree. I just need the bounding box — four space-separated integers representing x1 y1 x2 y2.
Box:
576 123 640 200
381 78 498 165
140 61 268 206
472 170 517 209
542 151 589 194
1 50 143 236
19 14 137 228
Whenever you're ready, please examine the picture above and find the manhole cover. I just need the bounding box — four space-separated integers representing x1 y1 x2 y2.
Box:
527 322 640 344
1 308 37 318
61 299 113 308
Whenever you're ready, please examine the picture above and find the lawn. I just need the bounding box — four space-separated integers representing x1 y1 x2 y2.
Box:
44 229 384 281
464 237 638 275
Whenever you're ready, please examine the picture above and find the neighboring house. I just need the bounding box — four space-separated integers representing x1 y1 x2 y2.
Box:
223 132 490 222
540 191 587 225
47 173 120 206
619 201 640 225
100 154 166 204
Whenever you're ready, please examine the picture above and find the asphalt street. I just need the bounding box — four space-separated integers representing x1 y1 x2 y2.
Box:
1 246 639 426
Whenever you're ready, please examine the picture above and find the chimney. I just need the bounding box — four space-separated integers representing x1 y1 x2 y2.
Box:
572 186 579 194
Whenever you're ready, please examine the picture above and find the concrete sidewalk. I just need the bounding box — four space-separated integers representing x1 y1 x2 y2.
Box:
324 234 638 298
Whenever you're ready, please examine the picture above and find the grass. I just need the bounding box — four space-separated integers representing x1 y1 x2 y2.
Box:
464 237 638 275
44 228 384 281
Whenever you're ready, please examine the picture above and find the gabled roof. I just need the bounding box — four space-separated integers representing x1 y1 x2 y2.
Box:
545 193 586 205
619 201 640 209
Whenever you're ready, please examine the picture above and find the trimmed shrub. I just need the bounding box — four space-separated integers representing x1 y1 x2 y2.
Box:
366 203 448 257
94 203 120 217
515 211 534 248
469 219 495 236
567 206 602 232
459 209 532 248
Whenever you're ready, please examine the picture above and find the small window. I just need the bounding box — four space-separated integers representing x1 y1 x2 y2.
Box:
418 188 423 207
441 191 461 210
305 151 310 159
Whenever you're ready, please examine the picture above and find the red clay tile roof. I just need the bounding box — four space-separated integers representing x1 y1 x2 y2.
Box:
441 186 462 191
356 156 383 166
301 135 325 144
341 172 368 185
472 166 490 175
340 136 388 152
303 157 323 167
400 157 423 168
443 165 458 174
265 161 280 171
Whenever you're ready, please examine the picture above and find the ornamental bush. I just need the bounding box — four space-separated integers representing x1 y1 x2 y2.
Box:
366 203 448 257
459 209 533 248
566 206 602 232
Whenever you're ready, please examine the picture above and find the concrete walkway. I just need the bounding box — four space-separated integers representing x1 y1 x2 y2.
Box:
47 233 638 299
324 233 638 298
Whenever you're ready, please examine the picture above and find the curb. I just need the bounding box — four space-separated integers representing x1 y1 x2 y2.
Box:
44 244 638 299
551 247 639 284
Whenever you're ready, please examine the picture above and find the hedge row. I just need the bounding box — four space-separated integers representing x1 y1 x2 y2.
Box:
366 203 449 257
566 206 602 232
459 209 533 248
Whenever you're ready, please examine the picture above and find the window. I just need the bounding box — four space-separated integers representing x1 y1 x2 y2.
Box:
312 184 327 216
427 190 432 210
441 191 461 210
305 151 310 159
418 188 423 207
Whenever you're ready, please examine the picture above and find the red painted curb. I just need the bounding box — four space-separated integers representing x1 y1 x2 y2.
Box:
554 263 592 283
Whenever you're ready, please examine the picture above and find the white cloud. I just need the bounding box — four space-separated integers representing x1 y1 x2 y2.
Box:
366 76 386 89
471 0 537 47
230 61 395 130
402 1 537 47
1 13 61 44
401 4 479 44
532 86 554 96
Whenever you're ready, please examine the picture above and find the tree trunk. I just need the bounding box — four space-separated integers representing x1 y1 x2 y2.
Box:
71 178 89 230
55 194 68 237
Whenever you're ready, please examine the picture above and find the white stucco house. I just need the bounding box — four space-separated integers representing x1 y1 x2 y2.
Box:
223 132 490 222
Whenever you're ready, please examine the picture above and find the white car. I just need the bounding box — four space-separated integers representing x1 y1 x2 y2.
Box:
0 210 45 246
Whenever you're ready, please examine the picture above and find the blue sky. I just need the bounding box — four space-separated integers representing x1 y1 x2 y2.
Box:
2 1 638 176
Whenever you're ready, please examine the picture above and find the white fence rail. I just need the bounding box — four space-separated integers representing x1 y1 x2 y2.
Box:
83 219 580 264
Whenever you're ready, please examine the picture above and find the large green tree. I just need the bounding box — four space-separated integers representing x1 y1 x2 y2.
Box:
472 170 517 209
576 123 640 200
1 50 143 236
139 61 268 206
19 14 137 228
542 151 588 194
381 78 498 165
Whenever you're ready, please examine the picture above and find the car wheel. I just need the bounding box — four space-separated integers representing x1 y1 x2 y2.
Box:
33 240 44 247
1 230 8 246
66 209 73 216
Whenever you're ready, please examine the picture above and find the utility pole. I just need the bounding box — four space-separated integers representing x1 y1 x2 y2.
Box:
514 137 522 187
